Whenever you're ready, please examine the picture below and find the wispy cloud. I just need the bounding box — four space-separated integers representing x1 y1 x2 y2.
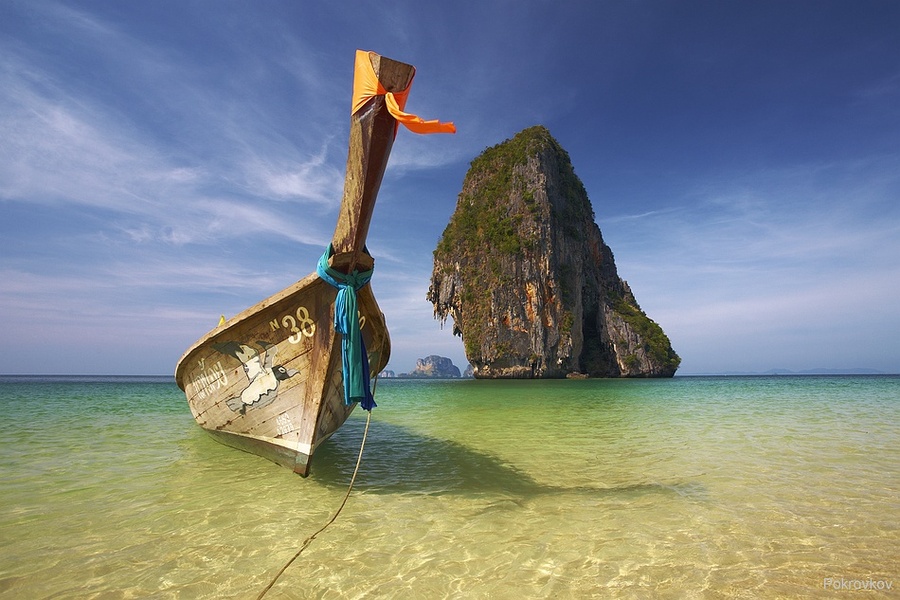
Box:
0 67 145 209
241 143 345 206
602 207 683 224
0 45 344 250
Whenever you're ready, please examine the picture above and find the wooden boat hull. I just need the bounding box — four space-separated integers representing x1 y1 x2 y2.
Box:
174 271 389 476
174 50 451 476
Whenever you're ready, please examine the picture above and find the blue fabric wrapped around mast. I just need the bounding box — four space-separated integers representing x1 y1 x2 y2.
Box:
316 244 377 411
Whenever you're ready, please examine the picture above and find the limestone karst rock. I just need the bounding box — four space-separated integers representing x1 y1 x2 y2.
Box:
427 126 680 378
404 355 462 378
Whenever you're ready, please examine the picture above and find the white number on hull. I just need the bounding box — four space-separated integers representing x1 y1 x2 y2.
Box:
270 305 317 343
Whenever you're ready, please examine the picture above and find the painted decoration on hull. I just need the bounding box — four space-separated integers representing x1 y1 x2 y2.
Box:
212 341 299 413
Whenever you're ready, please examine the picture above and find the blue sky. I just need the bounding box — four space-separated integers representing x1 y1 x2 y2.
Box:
2 1 899 375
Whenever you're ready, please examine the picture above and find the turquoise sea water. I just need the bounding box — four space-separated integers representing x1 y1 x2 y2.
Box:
1 375 897 599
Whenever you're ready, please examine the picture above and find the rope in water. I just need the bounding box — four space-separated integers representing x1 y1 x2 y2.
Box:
255 377 378 600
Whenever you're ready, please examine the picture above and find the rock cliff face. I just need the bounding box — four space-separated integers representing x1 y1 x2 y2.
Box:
428 126 680 378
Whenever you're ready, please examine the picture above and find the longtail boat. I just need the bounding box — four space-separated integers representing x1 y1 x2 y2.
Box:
175 50 454 476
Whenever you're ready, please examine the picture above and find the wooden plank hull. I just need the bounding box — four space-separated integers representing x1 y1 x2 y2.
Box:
174 272 389 476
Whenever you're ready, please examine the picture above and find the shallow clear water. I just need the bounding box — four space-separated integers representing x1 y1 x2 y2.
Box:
1 375 897 598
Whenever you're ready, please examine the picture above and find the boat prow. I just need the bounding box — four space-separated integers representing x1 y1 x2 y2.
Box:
175 271 389 476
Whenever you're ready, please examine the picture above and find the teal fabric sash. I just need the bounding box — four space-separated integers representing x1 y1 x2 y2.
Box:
316 244 376 410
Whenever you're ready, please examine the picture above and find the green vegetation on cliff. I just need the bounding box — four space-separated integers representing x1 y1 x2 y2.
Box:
611 295 682 374
436 126 554 259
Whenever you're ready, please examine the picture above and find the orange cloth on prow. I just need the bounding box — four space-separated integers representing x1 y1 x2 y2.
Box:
351 50 456 135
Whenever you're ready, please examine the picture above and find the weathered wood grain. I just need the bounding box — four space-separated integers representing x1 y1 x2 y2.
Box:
329 54 415 274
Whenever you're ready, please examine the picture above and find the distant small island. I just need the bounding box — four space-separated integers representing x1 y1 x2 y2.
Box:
381 355 472 379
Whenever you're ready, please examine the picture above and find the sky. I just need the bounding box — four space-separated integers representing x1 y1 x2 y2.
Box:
2 1 899 376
